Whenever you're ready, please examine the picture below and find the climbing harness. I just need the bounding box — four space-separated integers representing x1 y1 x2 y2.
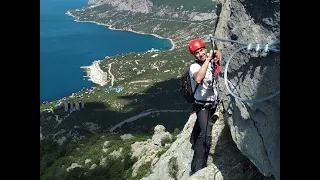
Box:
208 36 280 103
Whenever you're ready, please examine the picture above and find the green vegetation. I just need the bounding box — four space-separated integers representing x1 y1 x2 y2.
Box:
40 133 152 180
156 147 168 158
131 161 152 180
168 156 178 180
152 0 215 11
41 0 218 179
161 136 172 146
173 128 181 136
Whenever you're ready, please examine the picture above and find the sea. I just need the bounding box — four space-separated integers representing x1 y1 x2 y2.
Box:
40 0 172 104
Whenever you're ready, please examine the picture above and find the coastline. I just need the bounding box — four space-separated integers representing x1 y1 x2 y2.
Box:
80 60 109 87
65 10 175 88
65 11 175 51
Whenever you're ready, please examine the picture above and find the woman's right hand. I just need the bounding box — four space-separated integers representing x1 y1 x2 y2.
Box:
206 50 214 62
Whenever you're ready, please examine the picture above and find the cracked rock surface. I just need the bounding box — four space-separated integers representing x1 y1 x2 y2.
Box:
214 0 280 179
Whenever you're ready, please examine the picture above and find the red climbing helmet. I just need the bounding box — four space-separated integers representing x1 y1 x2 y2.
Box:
188 39 206 54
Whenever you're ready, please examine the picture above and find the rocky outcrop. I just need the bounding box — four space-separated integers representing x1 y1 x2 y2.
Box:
87 0 215 21
214 0 280 179
88 0 108 5
131 125 172 177
141 114 196 180
142 108 273 180
88 0 153 13
137 0 280 177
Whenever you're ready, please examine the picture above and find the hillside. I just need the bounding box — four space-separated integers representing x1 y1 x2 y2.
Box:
41 0 218 147
40 0 280 179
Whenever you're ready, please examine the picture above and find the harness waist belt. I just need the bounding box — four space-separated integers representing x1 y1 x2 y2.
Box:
195 100 214 104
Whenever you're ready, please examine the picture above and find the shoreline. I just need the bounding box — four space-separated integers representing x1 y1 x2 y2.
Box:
41 11 176 104
65 10 175 90
80 60 109 87
65 11 175 51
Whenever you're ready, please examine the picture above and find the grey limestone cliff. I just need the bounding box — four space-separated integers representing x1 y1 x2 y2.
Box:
214 0 280 179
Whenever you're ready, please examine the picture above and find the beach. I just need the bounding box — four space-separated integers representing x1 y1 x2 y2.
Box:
66 10 175 87
80 60 110 87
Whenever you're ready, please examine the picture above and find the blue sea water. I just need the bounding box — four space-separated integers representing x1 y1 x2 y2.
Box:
40 0 172 104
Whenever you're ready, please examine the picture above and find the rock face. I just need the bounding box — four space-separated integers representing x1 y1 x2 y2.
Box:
142 110 274 180
139 0 280 179
131 125 172 177
88 0 153 13
88 0 107 5
141 114 196 180
214 0 280 179
152 125 172 146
